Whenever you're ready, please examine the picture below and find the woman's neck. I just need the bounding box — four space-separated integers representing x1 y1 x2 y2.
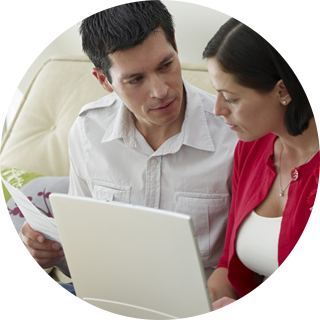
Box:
275 118 319 161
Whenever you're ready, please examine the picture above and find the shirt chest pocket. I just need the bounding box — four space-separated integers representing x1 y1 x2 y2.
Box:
91 181 131 203
174 192 230 258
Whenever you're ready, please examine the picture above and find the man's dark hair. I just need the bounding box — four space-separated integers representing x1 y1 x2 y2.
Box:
79 0 176 84
203 18 313 136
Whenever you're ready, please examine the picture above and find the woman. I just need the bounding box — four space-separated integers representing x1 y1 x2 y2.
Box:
202 18 319 310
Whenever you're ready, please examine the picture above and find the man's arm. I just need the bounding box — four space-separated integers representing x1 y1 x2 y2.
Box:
18 156 87 278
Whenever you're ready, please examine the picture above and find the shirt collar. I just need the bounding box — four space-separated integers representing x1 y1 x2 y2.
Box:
101 98 137 147
180 80 215 152
101 80 215 153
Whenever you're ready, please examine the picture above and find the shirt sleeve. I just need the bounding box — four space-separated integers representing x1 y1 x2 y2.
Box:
216 141 241 269
68 118 92 197
68 154 91 197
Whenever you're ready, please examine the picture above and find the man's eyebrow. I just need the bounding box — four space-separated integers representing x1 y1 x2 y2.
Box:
158 52 174 66
121 72 141 81
121 53 175 80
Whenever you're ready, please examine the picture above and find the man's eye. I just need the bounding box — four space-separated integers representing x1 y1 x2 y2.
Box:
162 61 173 70
129 76 142 84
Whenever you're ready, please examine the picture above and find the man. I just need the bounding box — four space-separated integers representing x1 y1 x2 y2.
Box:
20 1 237 287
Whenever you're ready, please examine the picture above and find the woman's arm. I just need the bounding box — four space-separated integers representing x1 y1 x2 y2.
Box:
207 267 239 303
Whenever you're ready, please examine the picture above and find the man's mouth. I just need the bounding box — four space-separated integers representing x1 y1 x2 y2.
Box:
151 98 176 112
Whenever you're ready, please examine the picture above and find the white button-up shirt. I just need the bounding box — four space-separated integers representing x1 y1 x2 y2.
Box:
68 80 238 269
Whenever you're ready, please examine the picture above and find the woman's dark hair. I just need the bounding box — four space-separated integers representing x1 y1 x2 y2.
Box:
79 0 176 84
203 18 313 136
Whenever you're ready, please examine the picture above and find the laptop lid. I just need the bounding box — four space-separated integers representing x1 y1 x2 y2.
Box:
50 193 212 319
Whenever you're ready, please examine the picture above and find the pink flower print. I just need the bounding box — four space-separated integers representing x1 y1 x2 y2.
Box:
8 188 53 218
0 205 24 230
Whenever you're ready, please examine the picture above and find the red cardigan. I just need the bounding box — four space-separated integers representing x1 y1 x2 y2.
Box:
217 133 319 297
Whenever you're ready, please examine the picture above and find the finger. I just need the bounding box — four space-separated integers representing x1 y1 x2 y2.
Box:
19 222 65 269
212 297 235 310
20 221 46 243
20 221 62 251
20 242 64 259
34 256 64 269
19 231 62 252
20 243 64 269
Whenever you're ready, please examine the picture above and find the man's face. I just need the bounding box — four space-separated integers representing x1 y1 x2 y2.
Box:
99 29 185 136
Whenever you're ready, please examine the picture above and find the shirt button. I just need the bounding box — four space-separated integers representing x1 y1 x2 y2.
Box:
107 97 115 106
151 159 158 165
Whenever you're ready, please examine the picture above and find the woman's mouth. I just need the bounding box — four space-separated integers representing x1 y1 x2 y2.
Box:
226 123 238 130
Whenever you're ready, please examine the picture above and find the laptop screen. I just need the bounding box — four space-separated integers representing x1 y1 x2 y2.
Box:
50 193 212 319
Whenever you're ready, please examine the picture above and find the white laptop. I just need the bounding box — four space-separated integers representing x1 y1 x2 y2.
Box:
49 193 212 319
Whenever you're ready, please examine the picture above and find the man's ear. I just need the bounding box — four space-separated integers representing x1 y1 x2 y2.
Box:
276 79 292 105
92 68 113 93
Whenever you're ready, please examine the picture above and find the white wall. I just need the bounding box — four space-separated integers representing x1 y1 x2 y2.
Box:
0 0 64 133
165 1 230 64
0 0 320 92
0 0 65 92
0 0 320 130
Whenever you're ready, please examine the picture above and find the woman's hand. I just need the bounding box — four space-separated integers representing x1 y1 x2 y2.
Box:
212 296 236 310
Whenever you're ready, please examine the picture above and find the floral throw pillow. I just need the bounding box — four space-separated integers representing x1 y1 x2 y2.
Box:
1 167 69 233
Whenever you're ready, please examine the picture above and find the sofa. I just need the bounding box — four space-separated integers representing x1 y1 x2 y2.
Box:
0 55 217 283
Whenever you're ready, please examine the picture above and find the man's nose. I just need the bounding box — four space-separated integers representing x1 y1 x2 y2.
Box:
149 75 169 99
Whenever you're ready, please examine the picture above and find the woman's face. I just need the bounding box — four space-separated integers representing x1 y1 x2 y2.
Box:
207 57 289 142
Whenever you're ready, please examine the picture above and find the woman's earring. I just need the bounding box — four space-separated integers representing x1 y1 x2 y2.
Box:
282 101 286 105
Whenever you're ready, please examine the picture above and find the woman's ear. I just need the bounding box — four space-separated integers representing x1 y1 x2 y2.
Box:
92 68 113 93
276 79 292 106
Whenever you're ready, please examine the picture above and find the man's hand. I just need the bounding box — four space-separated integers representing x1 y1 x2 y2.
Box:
19 221 64 269
212 296 236 311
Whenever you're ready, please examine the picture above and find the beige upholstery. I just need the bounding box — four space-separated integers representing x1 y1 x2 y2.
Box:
0 55 216 282
1 56 106 176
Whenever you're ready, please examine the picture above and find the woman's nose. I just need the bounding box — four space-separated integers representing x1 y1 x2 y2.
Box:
214 93 230 116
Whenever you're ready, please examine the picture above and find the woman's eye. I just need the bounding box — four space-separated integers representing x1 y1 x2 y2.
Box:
224 97 236 104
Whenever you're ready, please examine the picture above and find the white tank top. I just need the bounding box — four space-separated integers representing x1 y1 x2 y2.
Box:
235 210 282 278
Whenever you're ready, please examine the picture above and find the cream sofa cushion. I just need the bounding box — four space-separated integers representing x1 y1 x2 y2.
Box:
181 62 216 95
1 56 106 176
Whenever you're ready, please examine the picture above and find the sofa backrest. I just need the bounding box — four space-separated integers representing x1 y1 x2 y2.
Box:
0 56 216 177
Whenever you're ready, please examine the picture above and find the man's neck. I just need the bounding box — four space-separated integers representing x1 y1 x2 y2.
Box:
136 121 182 151
135 89 187 151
